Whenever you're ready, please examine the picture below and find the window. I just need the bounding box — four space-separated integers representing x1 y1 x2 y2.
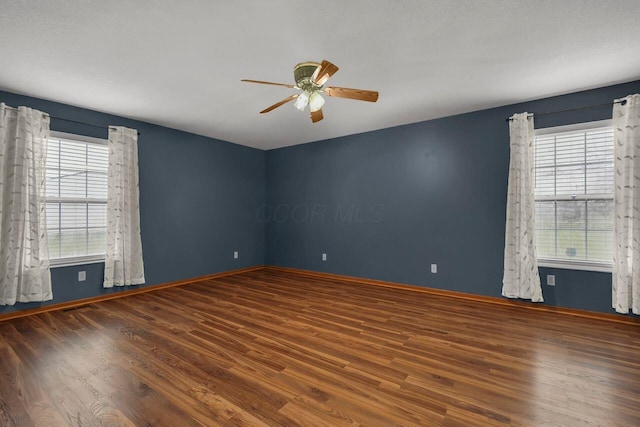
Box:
533 121 614 271
46 132 108 266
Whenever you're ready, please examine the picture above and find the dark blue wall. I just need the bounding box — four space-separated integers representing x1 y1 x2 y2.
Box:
265 80 640 315
0 90 266 314
4 80 640 317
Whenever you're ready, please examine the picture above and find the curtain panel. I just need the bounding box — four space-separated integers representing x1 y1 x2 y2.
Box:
0 103 52 305
502 112 543 302
103 126 145 287
612 94 640 314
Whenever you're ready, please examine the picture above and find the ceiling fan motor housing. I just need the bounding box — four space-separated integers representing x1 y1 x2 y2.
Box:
294 62 321 91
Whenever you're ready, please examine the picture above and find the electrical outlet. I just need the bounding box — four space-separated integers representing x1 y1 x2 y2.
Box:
234 251 239 259
78 271 86 282
322 253 327 261
547 275 555 286
431 264 437 274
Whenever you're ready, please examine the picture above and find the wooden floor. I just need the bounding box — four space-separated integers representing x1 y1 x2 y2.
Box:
1 269 639 426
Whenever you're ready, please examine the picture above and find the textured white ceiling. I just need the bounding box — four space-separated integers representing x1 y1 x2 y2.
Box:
1 1 640 150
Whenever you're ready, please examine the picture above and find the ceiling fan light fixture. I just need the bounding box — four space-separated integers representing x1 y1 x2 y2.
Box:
309 92 325 112
294 91 310 111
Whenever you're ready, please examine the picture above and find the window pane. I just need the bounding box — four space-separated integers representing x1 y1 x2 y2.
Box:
587 200 613 263
60 203 87 229
586 129 614 163
555 133 584 166
535 135 555 167
586 163 613 195
535 201 555 230
535 201 556 259
59 169 87 198
556 165 585 196
46 203 60 229
88 203 107 227
59 140 87 169
587 200 613 231
587 231 613 262
47 230 60 259
46 139 60 169
536 229 556 259
87 228 106 256
557 229 586 259
45 168 60 197
534 167 555 196
557 200 586 230
87 172 108 199
557 201 586 259
60 229 87 258
87 145 108 170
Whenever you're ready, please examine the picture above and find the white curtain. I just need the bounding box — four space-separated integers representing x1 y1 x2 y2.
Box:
502 113 543 302
0 103 52 305
104 126 145 287
612 94 640 314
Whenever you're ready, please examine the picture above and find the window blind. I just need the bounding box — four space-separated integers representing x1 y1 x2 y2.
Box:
533 125 614 265
46 134 108 260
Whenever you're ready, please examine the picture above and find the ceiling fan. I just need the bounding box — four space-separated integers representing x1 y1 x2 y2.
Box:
241 60 379 123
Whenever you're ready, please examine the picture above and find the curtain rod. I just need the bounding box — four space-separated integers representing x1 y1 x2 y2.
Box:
506 99 627 122
3 105 141 135
50 116 141 136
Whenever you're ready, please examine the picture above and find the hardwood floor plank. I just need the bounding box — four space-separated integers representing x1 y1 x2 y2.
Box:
1 269 639 426
0 347 35 427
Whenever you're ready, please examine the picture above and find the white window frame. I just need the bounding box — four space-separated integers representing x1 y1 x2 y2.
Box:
47 131 108 268
534 120 613 273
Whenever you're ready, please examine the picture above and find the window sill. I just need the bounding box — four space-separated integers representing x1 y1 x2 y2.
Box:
50 255 105 268
537 259 612 273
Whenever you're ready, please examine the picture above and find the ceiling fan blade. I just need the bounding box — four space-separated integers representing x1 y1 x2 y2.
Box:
324 86 379 102
260 94 298 114
310 109 324 123
311 60 339 86
241 79 297 89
